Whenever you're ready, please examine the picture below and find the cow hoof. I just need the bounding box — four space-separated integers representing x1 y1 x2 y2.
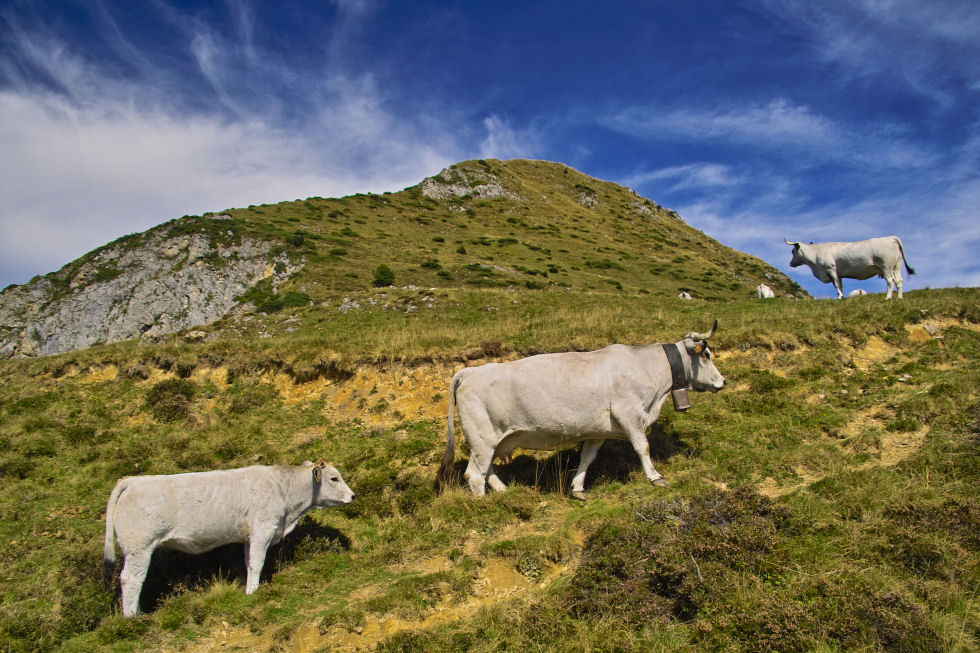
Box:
570 490 588 501
651 478 669 488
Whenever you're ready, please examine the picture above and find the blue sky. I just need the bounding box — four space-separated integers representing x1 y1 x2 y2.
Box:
2 0 978 296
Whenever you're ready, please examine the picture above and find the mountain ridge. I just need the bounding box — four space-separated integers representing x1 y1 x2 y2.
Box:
0 158 805 357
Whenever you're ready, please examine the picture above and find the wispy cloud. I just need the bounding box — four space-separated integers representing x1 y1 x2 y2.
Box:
479 115 539 160
0 8 461 288
757 0 980 104
622 163 742 193
607 99 933 170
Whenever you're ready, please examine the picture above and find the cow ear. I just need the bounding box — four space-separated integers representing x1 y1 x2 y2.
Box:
683 339 701 355
313 466 322 483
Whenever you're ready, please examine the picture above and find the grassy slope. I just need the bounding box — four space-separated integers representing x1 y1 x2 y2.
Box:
0 287 977 652
33 158 802 311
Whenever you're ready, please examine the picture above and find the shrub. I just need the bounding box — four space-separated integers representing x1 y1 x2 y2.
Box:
258 291 310 314
227 383 279 414
145 378 196 422
64 423 98 445
564 488 800 625
373 264 395 287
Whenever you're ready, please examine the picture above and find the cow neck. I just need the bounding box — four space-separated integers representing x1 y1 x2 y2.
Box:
663 343 689 390
280 467 316 518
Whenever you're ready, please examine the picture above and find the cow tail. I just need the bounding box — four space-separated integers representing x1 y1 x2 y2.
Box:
103 479 126 588
897 237 915 276
436 370 464 489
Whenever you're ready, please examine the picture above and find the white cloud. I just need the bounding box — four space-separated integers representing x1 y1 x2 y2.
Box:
608 99 932 170
0 4 480 288
479 115 537 160
0 80 456 288
757 0 980 104
622 163 742 193
611 99 832 146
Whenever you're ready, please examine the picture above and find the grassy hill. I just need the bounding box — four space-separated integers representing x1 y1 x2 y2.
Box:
1 283 977 651
3 158 805 358
98 158 803 305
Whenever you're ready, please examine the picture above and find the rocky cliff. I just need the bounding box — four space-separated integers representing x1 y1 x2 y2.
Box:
0 215 300 357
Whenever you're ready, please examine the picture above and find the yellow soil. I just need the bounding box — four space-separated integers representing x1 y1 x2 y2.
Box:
192 366 231 391
852 336 899 370
80 364 118 383
144 368 176 384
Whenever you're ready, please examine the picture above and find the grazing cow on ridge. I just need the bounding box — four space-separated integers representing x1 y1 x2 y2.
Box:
848 289 868 297
784 236 914 299
756 284 775 299
438 322 725 499
677 291 693 300
103 461 354 616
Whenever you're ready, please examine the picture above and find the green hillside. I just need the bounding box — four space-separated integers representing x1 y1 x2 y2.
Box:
150 158 802 302
2 158 807 358
1 286 977 652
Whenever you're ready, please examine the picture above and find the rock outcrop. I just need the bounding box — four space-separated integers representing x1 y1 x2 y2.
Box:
420 163 521 201
0 221 300 357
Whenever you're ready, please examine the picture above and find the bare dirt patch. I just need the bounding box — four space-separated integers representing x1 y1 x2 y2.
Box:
191 366 230 391
315 554 555 652
757 465 824 498
266 359 517 427
143 367 176 384
852 336 899 370
79 364 118 383
876 426 930 467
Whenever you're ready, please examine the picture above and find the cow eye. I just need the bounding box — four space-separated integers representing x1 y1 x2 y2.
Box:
330 477 339 483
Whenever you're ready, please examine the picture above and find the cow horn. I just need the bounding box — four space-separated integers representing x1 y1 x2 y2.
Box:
686 319 717 342
784 238 800 246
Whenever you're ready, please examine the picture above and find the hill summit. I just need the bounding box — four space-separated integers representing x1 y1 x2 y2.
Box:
0 159 804 357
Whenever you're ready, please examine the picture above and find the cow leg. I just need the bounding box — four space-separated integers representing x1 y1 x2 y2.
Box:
463 444 494 496
888 270 904 299
244 537 271 594
487 441 515 492
885 274 895 300
457 401 498 497
831 272 844 299
570 440 604 499
487 464 508 492
119 549 153 617
614 414 668 488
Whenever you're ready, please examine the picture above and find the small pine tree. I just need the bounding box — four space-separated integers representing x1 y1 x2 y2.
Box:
373 264 395 287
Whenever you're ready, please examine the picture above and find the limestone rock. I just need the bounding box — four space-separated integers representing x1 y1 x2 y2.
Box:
420 164 520 201
0 228 301 357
